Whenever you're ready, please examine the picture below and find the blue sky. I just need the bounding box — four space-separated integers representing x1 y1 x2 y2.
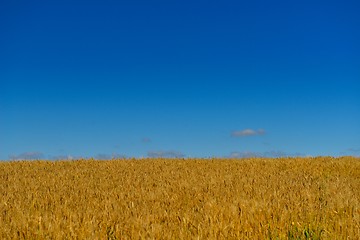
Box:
1 0 359 160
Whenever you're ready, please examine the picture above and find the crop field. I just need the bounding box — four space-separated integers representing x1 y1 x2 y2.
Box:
1 157 360 239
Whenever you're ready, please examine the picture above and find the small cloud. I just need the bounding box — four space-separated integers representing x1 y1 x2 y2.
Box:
142 138 152 143
229 151 304 158
229 151 258 158
94 153 127 160
347 148 360 156
147 150 185 158
347 148 360 153
231 129 266 137
51 155 75 160
9 152 44 160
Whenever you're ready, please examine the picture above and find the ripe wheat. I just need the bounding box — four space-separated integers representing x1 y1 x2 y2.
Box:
1 157 359 239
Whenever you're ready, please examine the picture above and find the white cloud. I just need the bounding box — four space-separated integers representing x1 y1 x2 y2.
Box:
51 155 75 160
231 129 266 137
94 153 127 160
9 152 44 160
348 148 360 153
229 151 304 158
142 138 152 143
347 148 360 156
147 150 185 158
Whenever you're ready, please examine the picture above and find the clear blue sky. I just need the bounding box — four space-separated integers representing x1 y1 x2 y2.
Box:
1 0 359 160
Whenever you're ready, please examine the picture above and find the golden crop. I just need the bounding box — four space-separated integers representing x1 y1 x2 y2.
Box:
1 157 360 239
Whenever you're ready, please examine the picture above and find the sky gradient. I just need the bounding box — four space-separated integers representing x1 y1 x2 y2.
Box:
1 0 359 160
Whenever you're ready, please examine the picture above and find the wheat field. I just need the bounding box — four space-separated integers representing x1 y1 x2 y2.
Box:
1 157 359 239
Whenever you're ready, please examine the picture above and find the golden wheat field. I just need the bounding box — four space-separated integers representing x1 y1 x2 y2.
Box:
0 157 360 239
